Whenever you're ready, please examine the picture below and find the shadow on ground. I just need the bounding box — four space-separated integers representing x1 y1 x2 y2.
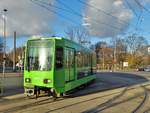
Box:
1 72 149 99
1 87 24 97
70 72 149 97
0 72 149 113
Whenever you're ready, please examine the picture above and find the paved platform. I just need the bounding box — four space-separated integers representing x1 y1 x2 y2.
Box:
0 72 23 77
0 71 150 113
0 72 23 97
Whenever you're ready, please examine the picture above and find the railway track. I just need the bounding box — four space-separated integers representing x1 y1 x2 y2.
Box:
45 83 150 113
131 87 149 113
141 88 150 113
84 83 150 113
1 83 150 113
143 108 150 113
0 97 65 113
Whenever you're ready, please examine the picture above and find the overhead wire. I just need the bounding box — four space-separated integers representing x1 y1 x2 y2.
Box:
134 0 150 14
53 0 122 31
77 0 129 25
131 10 143 36
123 0 145 36
134 0 150 36
77 0 138 33
31 0 146 36
30 0 81 26
35 0 82 18
31 0 123 31
124 0 139 17
54 0 83 18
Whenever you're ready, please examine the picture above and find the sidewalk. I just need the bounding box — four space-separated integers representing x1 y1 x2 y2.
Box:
0 72 24 104
0 72 23 77
0 87 25 103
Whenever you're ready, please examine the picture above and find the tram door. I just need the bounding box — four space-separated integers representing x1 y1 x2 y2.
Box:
65 48 75 82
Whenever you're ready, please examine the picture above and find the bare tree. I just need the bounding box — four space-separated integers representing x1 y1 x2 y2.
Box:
8 46 25 64
76 27 89 44
95 41 107 65
126 34 148 54
115 38 127 69
65 26 90 44
65 26 75 41
125 34 148 68
95 41 114 70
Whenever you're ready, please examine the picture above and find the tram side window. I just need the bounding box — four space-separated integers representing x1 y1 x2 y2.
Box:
77 51 83 68
55 47 63 69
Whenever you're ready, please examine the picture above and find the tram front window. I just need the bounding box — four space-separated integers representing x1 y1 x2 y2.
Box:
26 40 53 71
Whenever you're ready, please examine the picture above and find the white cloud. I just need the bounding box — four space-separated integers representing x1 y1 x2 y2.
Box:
82 0 150 38
113 0 122 6
0 0 54 37
83 0 133 37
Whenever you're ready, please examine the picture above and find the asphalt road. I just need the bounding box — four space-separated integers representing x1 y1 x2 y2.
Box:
0 71 150 113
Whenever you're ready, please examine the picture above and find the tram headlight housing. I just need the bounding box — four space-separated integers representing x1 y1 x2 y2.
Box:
43 79 51 84
25 78 31 83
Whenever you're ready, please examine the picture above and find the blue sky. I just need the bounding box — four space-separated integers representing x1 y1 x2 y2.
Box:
1 0 150 52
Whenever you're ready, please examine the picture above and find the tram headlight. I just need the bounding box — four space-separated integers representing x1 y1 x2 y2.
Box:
25 78 31 83
43 79 51 84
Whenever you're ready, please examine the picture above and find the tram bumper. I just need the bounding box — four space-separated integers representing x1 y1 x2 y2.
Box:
25 87 34 96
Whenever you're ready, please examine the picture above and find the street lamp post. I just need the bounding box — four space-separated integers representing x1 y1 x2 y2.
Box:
13 31 16 72
113 37 117 72
2 9 7 78
1 9 7 96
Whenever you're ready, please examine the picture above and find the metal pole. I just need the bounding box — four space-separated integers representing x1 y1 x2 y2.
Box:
13 31 16 71
114 38 117 72
2 9 7 96
3 9 7 75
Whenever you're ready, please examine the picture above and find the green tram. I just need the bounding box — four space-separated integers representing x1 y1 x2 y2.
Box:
24 37 96 98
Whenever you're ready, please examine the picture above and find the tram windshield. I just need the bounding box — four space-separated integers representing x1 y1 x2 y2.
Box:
26 40 54 71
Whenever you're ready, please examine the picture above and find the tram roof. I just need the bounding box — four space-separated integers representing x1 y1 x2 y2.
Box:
27 37 94 53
